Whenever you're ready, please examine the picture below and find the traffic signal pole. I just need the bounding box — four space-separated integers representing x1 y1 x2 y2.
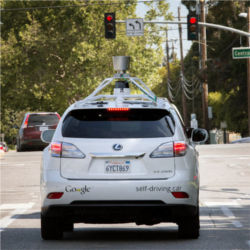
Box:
200 0 209 133
178 7 188 126
114 17 250 132
248 7 250 136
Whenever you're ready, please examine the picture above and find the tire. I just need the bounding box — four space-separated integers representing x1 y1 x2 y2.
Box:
178 208 200 239
16 141 24 152
63 221 74 232
41 215 63 240
16 141 21 152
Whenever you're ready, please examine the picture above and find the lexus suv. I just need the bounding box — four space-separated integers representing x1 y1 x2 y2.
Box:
40 72 207 240
17 112 60 151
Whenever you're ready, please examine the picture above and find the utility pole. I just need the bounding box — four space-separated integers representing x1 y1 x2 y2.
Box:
172 41 176 61
178 6 188 126
200 0 209 133
166 29 171 92
248 7 250 136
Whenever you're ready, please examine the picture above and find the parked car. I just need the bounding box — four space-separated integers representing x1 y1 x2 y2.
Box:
0 143 5 154
0 142 8 152
16 112 60 151
40 75 208 240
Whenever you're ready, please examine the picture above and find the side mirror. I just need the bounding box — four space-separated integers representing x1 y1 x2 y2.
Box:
191 128 208 143
41 129 55 143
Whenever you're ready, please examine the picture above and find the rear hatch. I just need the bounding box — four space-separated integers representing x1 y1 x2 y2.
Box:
60 108 176 180
23 113 60 140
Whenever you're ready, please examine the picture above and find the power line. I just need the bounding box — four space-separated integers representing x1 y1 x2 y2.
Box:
0 0 163 12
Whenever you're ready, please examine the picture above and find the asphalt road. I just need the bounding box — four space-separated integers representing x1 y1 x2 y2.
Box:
0 144 250 250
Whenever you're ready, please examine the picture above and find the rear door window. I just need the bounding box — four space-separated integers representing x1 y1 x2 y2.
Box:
28 114 59 127
62 109 175 138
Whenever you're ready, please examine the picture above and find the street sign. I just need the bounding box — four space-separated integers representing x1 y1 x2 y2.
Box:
232 47 250 59
208 106 213 120
220 121 227 129
126 19 144 36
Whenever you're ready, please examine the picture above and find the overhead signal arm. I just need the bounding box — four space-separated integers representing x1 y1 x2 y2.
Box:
115 20 250 37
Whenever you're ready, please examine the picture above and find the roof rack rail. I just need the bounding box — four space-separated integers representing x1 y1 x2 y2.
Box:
76 74 167 108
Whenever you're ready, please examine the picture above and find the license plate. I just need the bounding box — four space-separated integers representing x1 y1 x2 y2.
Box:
105 160 131 173
39 126 48 131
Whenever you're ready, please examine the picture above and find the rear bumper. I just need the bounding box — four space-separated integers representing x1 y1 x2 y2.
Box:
21 139 48 149
41 202 198 224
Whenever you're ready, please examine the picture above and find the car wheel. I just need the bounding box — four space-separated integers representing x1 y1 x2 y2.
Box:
16 141 20 152
178 208 200 239
41 215 63 240
16 141 24 152
63 221 74 232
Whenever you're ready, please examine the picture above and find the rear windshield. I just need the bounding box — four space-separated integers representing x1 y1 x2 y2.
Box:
62 109 175 138
28 114 59 126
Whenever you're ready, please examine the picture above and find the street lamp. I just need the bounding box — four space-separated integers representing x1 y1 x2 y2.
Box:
239 10 250 136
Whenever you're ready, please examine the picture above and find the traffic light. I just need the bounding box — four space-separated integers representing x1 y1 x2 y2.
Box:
187 14 199 40
104 13 116 39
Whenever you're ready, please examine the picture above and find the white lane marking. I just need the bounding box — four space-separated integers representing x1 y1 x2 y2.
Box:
204 201 241 207
200 155 250 158
0 202 34 231
0 203 34 209
221 206 235 217
0 161 40 166
221 206 243 228
203 201 243 228
246 240 250 248
232 221 243 228
242 194 250 199
0 163 25 166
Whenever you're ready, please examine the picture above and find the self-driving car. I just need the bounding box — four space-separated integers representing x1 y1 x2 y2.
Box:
40 57 207 240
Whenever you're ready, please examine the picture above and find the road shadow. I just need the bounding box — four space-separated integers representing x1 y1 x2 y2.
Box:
12 212 40 219
1 205 250 250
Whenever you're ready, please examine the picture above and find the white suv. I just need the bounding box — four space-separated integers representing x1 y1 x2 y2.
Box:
40 70 207 240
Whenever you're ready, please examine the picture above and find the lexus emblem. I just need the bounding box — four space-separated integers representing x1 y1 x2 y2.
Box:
113 144 123 151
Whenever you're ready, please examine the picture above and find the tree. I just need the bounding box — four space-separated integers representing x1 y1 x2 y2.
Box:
1 0 171 144
177 0 249 135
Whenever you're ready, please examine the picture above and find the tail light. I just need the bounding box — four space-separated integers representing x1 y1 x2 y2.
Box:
0 145 3 150
150 141 187 158
107 108 130 112
23 114 30 128
50 142 62 157
47 192 64 199
50 142 85 158
56 113 61 120
173 142 187 156
171 192 189 199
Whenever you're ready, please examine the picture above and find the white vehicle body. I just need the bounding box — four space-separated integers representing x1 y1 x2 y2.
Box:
40 73 207 240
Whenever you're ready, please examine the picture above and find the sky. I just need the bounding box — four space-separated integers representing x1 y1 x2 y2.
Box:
136 0 193 58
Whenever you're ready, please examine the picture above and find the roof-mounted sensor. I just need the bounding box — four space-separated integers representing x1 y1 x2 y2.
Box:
113 56 130 74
